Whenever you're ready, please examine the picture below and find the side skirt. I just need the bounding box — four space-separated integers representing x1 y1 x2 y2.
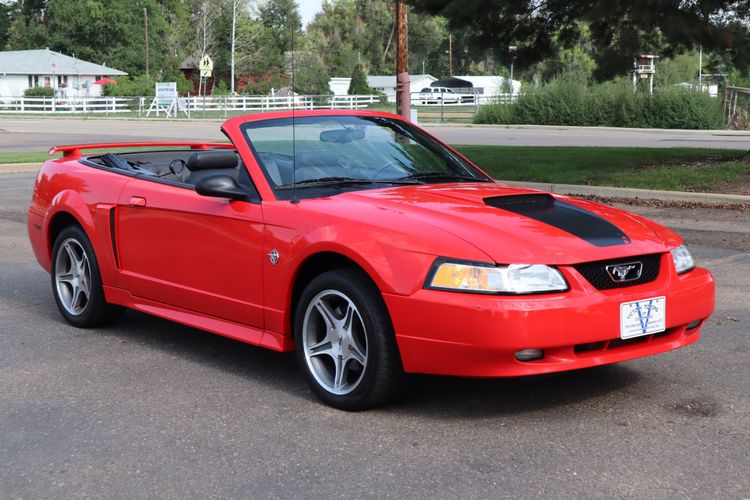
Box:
103 286 294 352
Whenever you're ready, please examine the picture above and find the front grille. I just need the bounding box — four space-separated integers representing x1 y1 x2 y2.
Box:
574 254 662 290
573 327 680 356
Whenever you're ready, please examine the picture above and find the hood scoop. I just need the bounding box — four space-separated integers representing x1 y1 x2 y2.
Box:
484 194 631 247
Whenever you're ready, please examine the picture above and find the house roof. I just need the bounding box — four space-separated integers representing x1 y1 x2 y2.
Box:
0 49 126 76
366 74 436 88
432 76 474 88
454 75 520 87
180 51 202 70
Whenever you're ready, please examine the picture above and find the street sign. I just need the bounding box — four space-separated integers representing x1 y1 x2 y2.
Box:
200 69 212 78
199 54 214 72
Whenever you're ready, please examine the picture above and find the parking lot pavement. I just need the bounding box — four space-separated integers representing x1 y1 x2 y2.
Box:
1 171 748 498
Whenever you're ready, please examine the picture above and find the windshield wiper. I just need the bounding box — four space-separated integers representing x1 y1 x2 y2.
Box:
275 177 377 190
275 176 426 190
393 172 489 183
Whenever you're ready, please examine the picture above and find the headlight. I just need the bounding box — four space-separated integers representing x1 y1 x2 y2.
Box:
671 245 695 274
426 260 568 294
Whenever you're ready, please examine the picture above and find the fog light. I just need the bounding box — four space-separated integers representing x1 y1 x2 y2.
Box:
515 349 544 361
686 320 702 330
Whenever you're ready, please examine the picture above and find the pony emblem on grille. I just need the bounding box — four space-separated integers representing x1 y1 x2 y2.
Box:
605 262 643 282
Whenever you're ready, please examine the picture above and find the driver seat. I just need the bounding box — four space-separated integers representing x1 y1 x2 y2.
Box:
183 150 241 185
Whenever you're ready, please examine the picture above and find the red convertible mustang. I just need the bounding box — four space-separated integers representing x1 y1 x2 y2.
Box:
28 110 715 410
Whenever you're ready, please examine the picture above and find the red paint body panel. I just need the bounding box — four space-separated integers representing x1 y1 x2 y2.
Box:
49 142 234 157
28 110 716 378
386 259 714 376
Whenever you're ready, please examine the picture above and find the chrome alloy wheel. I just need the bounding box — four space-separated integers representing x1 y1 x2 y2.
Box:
302 290 369 396
54 238 92 316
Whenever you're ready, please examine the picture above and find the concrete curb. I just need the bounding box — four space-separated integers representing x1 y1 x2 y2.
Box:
506 180 750 205
0 163 40 173
420 123 750 136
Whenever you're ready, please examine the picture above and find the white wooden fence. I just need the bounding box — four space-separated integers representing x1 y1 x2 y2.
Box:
409 91 516 107
0 93 515 123
0 96 133 114
0 94 383 116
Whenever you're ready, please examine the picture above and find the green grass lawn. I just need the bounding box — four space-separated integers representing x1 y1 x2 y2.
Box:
453 146 750 192
0 151 58 164
3 145 749 193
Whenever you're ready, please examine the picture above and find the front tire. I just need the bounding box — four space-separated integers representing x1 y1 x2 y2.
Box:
294 268 403 410
51 225 125 328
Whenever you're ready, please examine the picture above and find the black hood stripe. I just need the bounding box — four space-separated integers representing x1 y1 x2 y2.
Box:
485 194 631 247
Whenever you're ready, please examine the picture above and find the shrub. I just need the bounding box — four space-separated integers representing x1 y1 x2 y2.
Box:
476 77 724 130
103 76 156 96
212 80 230 96
348 63 374 95
103 74 194 97
25 86 54 97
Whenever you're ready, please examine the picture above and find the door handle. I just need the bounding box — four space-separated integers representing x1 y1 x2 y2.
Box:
128 196 147 207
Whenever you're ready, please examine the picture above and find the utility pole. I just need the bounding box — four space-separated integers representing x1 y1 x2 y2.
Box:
230 0 237 94
448 34 453 75
395 0 410 120
143 7 150 78
698 46 703 92
508 45 518 94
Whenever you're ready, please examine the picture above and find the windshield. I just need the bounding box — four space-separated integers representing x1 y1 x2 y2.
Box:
241 115 490 199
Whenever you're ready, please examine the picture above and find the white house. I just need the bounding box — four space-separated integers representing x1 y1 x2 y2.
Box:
368 75 437 102
329 77 352 96
453 75 521 96
329 74 437 102
0 48 127 97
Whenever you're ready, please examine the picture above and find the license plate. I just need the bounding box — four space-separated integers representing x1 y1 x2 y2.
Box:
620 296 666 339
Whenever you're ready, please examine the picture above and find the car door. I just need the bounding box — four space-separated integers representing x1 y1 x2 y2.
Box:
114 176 264 329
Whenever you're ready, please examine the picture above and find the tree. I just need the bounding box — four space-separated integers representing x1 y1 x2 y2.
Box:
257 0 302 56
6 0 50 50
4 0 193 78
0 2 15 50
194 1 218 60
293 52 331 95
306 0 449 77
407 0 750 80
348 62 372 94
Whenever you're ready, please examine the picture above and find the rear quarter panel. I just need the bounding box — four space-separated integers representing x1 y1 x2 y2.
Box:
29 158 129 279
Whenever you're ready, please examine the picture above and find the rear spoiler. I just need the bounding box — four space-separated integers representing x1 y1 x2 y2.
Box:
48 142 235 158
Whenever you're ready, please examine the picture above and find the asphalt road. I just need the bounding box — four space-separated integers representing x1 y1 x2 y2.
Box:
1 172 749 498
1 117 750 151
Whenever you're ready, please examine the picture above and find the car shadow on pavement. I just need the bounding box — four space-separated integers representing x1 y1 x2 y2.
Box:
97 310 307 396
388 366 641 419
91 309 642 417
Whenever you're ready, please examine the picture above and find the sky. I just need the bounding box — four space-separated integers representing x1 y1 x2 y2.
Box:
297 0 324 27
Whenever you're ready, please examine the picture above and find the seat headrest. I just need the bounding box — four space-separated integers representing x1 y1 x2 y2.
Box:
187 150 238 171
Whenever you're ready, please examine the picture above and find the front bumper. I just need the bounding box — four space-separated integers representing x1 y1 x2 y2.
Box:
384 254 715 377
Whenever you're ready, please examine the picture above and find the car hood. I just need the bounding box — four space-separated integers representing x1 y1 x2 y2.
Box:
339 182 680 265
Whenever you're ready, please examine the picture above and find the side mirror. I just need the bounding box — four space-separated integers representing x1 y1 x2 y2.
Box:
195 173 247 200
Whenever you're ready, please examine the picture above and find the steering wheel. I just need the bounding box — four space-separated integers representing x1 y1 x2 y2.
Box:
371 160 406 180
336 154 352 169
156 158 187 178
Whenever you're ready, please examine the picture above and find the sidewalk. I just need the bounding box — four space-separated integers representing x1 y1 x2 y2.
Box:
0 163 40 174
506 180 750 206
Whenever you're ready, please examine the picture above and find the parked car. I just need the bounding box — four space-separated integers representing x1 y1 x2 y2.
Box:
418 86 460 105
28 110 715 410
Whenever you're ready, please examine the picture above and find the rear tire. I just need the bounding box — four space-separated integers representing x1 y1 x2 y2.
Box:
51 225 125 328
294 268 403 411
